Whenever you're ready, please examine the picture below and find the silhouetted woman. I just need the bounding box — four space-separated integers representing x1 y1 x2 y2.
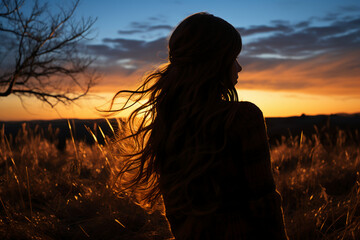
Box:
111 12 288 240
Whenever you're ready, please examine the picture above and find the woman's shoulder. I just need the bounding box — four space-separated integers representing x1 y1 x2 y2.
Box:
232 101 263 114
224 101 264 123
225 101 268 143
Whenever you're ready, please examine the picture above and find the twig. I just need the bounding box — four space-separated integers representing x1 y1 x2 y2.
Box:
26 166 32 220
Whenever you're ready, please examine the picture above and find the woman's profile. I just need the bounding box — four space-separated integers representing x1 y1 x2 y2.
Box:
111 12 288 240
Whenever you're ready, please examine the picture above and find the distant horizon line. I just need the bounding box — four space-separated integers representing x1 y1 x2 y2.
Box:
1 111 359 123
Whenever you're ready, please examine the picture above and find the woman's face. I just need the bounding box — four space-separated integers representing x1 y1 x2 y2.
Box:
231 59 242 85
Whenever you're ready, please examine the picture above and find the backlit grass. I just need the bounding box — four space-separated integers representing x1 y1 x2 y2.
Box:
0 120 359 239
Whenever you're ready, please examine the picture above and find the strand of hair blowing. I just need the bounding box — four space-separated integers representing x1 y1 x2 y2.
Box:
110 12 242 214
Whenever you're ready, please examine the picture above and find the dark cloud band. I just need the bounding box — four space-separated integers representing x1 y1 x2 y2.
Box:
84 12 360 95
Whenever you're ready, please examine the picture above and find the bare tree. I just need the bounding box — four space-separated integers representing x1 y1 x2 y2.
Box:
0 0 97 107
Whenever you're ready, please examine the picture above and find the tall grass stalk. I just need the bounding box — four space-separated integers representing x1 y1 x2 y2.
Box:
85 125 115 177
68 119 80 174
25 166 32 220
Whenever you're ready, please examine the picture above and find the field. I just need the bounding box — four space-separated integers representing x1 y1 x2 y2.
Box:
0 115 359 239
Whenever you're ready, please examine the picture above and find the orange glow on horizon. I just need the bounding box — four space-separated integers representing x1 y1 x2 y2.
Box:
238 50 360 96
1 88 359 122
1 54 359 121
237 89 360 117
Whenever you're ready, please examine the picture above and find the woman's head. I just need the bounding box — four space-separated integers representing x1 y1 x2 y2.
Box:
168 12 242 90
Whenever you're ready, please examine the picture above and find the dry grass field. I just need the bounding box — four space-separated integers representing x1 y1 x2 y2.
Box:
0 117 359 239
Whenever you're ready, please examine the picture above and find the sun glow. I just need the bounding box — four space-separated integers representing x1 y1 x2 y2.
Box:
237 89 360 117
1 88 359 122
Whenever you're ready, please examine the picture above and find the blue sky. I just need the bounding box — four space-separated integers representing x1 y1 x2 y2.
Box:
0 0 360 120
76 0 360 42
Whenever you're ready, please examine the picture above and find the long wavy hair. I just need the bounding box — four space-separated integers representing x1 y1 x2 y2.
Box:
111 12 242 214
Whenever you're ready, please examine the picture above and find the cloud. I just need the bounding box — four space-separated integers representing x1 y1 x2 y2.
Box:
236 20 295 37
243 16 360 58
237 24 293 37
340 5 360 12
85 11 360 97
239 49 360 96
118 24 173 35
117 17 173 36
87 37 168 73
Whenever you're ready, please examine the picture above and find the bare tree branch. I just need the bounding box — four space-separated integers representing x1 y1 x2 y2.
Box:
0 0 98 107
0 0 23 17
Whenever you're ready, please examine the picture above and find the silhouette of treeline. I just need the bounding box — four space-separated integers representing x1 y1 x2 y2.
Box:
0 118 125 151
1 113 359 150
266 113 360 146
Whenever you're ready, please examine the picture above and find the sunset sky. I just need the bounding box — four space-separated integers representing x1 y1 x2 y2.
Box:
1 0 360 121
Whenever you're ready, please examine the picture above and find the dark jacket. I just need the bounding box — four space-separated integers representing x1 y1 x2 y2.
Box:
162 101 288 240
